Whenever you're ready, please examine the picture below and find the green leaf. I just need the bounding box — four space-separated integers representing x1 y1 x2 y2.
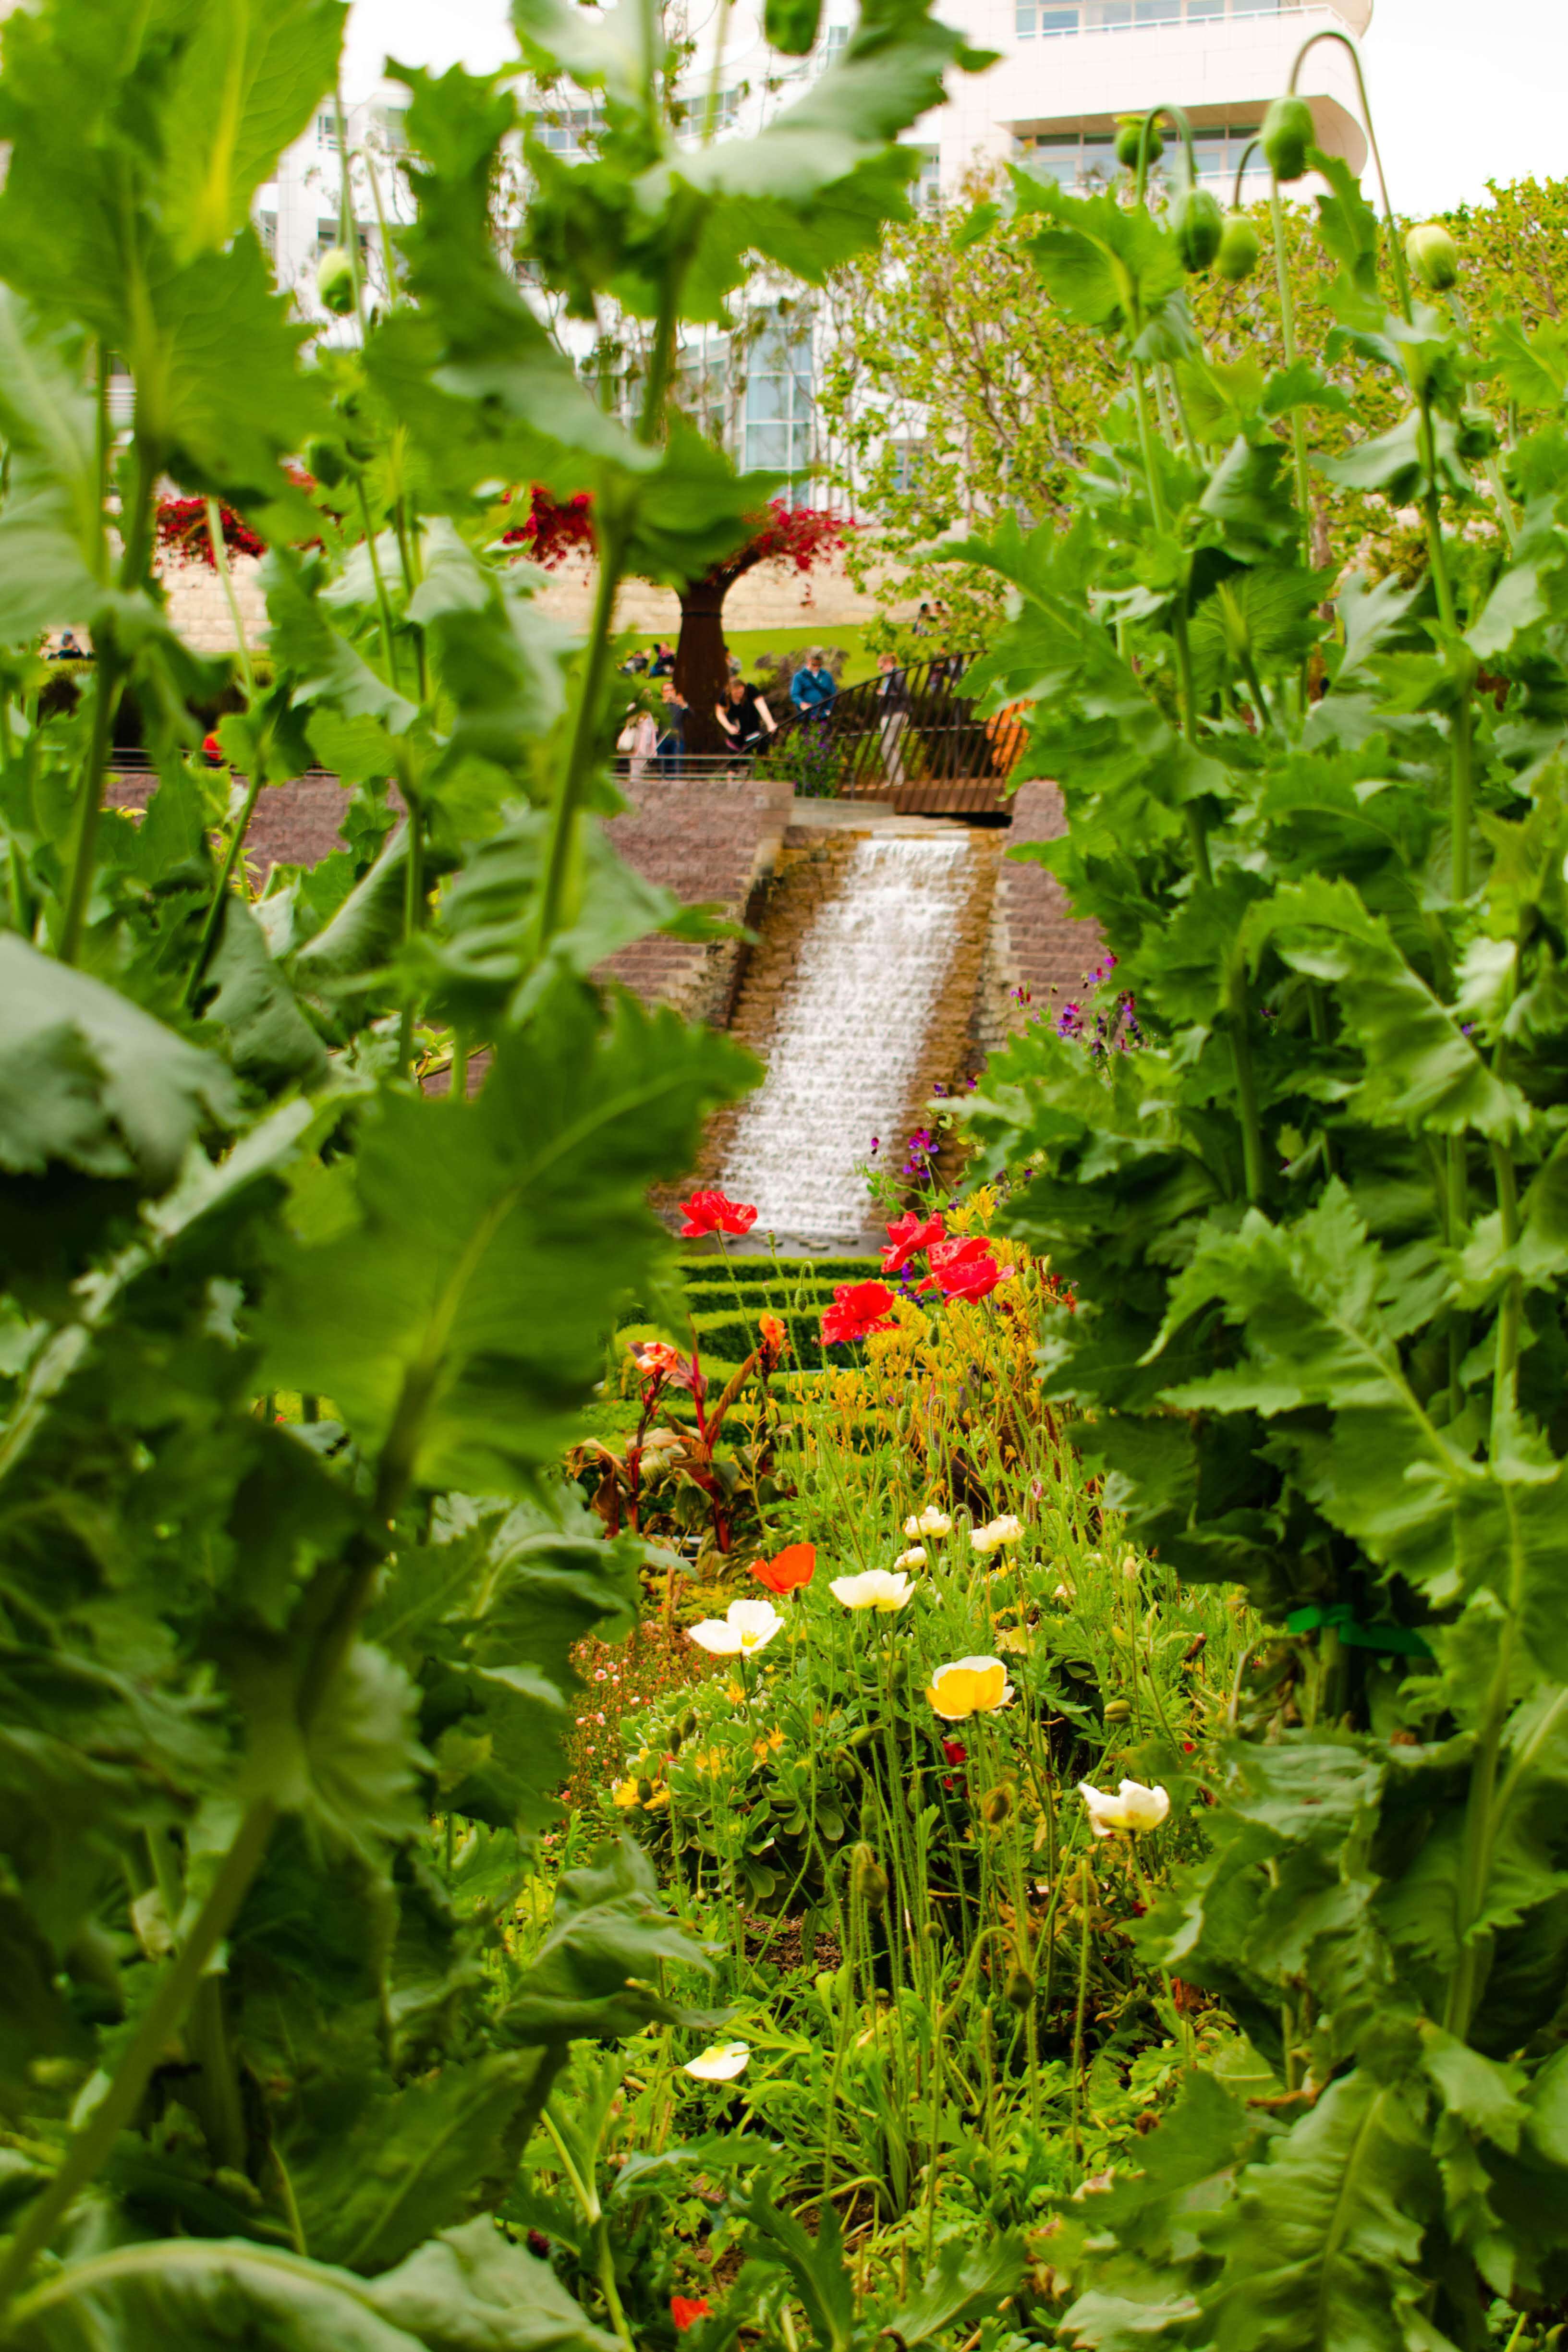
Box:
7 2220 619 2352
288 2056 549 2275
1196 2071 1438 2352
499 1838 714 2044
161 0 348 261
203 898 330 1091
1246 877 1531 1140
258 982 754 1495
0 934 237 1192
884 2230 1028 2347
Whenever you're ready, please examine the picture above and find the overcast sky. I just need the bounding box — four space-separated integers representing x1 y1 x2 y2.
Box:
343 0 1568 215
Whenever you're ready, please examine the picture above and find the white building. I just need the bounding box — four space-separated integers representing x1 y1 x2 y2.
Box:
261 0 1374 505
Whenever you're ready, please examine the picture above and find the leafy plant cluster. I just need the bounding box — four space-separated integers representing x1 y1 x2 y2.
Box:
950 89 1568 2351
817 166 1568 639
0 0 1028 2344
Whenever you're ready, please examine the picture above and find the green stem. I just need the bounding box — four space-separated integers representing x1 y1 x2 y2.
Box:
182 765 266 1008
1228 964 1267 1206
1268 180 1314 561
535 516 627 960
0 1798 279 2313
397 780 424 1079
1287 32 1410 320
205 497 255 696
58 645 124 966
355 481 399 683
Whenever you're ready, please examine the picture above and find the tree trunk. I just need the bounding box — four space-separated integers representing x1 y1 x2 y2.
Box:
674 582 730 757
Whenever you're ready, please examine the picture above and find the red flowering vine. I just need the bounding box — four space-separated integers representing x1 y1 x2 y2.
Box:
154 497 265 570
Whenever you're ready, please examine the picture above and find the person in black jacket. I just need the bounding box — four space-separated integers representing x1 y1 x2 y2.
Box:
715 675 778 755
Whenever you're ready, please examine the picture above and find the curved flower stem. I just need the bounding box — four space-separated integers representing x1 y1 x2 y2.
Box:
1287 30 1410 322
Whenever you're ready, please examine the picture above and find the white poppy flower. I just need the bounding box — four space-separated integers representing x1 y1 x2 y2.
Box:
830 1569 914 1612
971 1515 1024 1556
688 1598 783 1657
903 1507 953 1538
1077 1779 1170 1838
683 2041 750 2081
893 1545 927 1569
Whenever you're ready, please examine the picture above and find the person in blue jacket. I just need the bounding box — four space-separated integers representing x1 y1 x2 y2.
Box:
790 647 836 715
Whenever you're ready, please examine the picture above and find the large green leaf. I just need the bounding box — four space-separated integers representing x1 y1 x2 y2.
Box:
287 2056 547 2275
0 934 237 1193
161 0 347 260
1196 2072 1438 2352
257 982 755 1495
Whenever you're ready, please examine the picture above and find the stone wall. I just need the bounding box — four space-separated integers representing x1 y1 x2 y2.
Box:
151 544 912 652
972 779 1103 1060
599 772 795 1024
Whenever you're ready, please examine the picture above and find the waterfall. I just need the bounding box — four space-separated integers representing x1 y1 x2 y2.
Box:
720 831 973 1245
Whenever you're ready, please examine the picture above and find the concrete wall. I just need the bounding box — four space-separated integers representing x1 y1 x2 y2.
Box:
153 545 910 654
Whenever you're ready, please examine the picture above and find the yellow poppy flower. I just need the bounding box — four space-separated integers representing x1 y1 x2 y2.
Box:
926 1656 1014 1721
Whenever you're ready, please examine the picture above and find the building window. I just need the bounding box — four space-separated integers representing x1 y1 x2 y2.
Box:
1015 0 1283 31
680 87 739 134
887 438 926 494
1016 121 1259 187
823 22 849 52
257 210 277 258
316 218 371 259
376 105 409 152
316 109 340 148
743 316 814 501
527 105 607 157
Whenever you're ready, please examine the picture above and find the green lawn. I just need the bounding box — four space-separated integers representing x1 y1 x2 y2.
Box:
624 621 881 688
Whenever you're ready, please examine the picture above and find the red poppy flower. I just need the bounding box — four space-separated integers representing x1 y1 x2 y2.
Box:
758 1311 787 1365
821 1280 898 1346
941 1738 968 1766
881 1210 946 1274
928 1237 1004 1303
753 1542 814 1594
679 1189 757 1238
671 2298 711 2331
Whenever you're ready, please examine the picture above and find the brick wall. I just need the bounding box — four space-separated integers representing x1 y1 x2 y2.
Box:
972 780 1103 1057
599 771 795 1023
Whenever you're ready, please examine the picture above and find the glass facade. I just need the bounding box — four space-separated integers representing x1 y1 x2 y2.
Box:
743 316 814 500
1017 121 1264 187
527 106 607 157
1015 0 1282 33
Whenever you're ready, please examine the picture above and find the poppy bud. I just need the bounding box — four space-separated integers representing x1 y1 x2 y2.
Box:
1457 410 1498 461
1261 94 1314 183
1216 215 1260 283
635 1777 654 1804
765 0 821 54
980 1782 1014 1827
316 246 357 316
303 435 349 487
1115 114 1161 171
681 1711 698 1737
1405 221 1459 293
1104 1698 1132 1723
668 1723 683 1755
1004 1964 1035 2012
1172 186 1223 274
814 1970 837 2006
851 1842 888 1909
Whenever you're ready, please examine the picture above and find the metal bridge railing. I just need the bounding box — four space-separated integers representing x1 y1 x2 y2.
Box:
758 655 1025 801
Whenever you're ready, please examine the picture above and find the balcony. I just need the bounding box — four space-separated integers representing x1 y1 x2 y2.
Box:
1015 0 1368 35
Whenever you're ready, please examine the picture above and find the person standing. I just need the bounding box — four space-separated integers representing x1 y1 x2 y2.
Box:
656 679 687 775
790 647 836 716
875 651 911 786
715 675 778 756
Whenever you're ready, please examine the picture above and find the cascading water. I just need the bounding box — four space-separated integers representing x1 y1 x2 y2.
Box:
720 830 973 1245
